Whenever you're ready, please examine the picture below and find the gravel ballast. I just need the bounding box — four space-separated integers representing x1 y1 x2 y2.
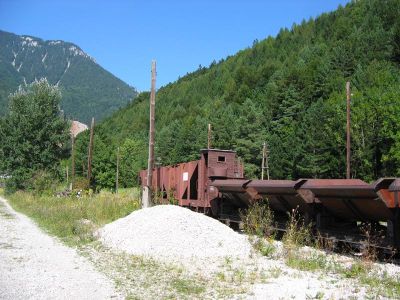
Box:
0 196 121 300
99 205 252 260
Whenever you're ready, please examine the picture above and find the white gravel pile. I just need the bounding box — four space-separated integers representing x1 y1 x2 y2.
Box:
99 205 252 260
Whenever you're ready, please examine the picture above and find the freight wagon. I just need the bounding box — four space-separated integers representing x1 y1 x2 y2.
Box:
140 149 400 251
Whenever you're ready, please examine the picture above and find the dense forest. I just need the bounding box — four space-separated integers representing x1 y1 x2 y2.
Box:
75 0 400 189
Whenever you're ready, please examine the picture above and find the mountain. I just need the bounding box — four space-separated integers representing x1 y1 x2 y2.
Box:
74 0 400 189
0 30 137 124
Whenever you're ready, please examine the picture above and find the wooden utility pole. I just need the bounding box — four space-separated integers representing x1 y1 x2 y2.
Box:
346 82 351 179
87 117 95 181
208 123 212 149
71 134 75 190
261 142 270 180
143 60 156 208
116 146 119 193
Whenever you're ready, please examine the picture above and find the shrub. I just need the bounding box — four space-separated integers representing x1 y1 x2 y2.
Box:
240 200 274 237
27 170 58 196
73 177 90 191
282 208 312 250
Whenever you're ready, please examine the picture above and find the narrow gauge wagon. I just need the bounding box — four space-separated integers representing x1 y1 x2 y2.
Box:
139 149 244 215
140 149 400 251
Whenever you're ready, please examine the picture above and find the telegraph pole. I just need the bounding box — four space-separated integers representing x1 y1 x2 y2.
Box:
143 60 156 208
346 82 351 179
116 146 119 194
208 123 212 149
87 117 95 181
71 134 75 190
261 142 270 180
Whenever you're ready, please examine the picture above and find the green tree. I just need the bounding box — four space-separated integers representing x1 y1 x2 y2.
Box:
119 138 147 187
0 79 69 191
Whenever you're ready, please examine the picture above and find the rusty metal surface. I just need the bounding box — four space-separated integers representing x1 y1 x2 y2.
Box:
300 179 394 221
212 179 311 214
247 179 312 214
246 180 300 194
211 179 250 193
372 178 396 208
211 179 253 208
140 149 244 210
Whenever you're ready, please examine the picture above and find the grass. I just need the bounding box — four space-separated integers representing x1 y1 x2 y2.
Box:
249 236 276 258
171 278 206 295
284 247 400 299
286 252 328 272
6 188 140 246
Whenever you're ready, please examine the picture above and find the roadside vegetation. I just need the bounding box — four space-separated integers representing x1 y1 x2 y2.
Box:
241 201 400 299
5 188 140 246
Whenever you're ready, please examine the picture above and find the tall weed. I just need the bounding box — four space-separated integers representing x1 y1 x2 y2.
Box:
240 200 274 237
282 208 312 250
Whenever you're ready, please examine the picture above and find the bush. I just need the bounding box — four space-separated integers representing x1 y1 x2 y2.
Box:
27 170 58 196
240 200 275 237
73 177 90 191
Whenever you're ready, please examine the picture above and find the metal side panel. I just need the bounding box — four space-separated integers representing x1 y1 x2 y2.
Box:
300 179 393 221
246 180 312 214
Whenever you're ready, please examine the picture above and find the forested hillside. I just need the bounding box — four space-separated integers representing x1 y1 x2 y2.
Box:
76 0 400 189
0 30 137 124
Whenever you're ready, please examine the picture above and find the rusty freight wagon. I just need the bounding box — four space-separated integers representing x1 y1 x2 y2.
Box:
139 149 244 214
140 148 400 251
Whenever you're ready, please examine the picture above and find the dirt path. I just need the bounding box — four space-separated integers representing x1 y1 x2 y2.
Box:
0 196 122 300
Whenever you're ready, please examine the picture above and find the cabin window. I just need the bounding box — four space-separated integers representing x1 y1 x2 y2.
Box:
218 156 226 162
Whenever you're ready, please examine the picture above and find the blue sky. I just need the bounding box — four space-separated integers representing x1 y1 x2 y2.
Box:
0 0 349 91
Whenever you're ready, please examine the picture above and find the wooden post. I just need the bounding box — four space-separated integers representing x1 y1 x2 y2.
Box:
143 60 156 208
87 117 95 181
116 146 119 193
266 144 270 180
208 123 212 149
346 82 351 179
261 142 270 180
71 134 75 190
261 142 265 180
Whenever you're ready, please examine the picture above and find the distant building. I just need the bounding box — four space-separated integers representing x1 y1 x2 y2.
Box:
70 120 88 137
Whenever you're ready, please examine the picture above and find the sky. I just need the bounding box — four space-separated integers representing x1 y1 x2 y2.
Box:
0 0 350 92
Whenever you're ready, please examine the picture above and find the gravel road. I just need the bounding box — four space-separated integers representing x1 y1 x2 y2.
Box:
0 196 121 300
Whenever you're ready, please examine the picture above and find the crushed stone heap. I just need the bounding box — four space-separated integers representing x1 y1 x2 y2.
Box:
99 205 252 260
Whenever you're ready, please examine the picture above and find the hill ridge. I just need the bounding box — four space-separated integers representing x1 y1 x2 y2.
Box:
0 30 137 124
